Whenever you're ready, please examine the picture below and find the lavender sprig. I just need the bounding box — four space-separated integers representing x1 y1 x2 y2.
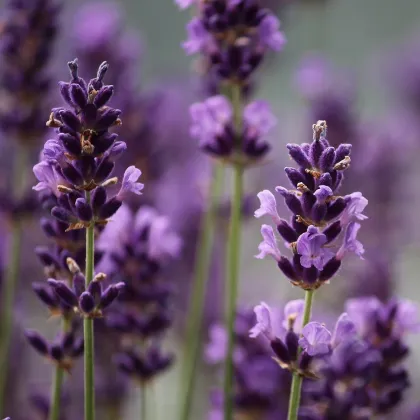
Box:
33 59 143 420
0 0 60 414
254 120 368 419
176 2 284 419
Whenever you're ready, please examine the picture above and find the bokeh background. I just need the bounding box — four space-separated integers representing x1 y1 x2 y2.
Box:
3 0 420 419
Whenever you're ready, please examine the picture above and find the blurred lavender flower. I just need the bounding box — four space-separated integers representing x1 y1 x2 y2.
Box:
99 204 181 382
206 307 290 419
254 120 367 290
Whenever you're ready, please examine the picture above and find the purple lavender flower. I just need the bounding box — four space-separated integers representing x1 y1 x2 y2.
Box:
255 225 281 261
99 204 181 382
298 322 331 356
254 121 367 290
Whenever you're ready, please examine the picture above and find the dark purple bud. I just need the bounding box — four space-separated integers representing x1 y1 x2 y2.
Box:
284 167 306 188
93 85 113 108
277 220 298 243
93 132 117 155
292 253 304 278
40 218 57 238
61 163 83 186
318 173 332 188
73 273 86 297
319 147 335 172
323 221 341 243
50 343 64 361
95 108 121 131
302 267 318 284
98 285 119 310
286 331 299 361
311 202 327 223
77 156 96 180
309 139 325 167
79 292 96 313
32 283 57 308
34 246 56 266
276 188 303 215
227 45 243 70
70 84 87 109
59 82 72 105
88 281 102 305
91 186 107 213
286 144 311 168
334 143 352 163
51 206 74 224
59 110 81 132
325 197 346 221
270 338 291 364
25 330 49 356
108 141 127 161
114 353 135 375
301 192 316 216
98 198 122 220
319 257 341 282
59 133 82 156
75 198 92 222
299 352 313 371
47 279 78 307
70 337 84 358
278 257 297 281
94 159 114 184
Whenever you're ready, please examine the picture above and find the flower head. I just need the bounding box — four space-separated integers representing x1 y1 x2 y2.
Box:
299 322 331 356
255 225 281 261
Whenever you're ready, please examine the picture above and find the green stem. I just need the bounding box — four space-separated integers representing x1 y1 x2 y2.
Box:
223 83 244 420
0 146 28 415
140 383 146 420
84 191 95 420
49 318 71 420
287 290 315 420
179 162 224 420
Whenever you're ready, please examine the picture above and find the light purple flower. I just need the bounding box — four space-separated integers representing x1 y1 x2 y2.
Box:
336 222 364 260
345 297 381 337
182 17 212 55
394 299 420 335
296 226 335 270
243 100 277 137
174 0 195 9
299 322 331 356
255 224 281 261
190 95 232 146
249 302 275 340
42 139 64 162
205 324 245 364
148 215 182 261
314 185 333 202
340 192 368 226
116 165 144 200
258 15 286 51
282 299 304 333
254 190 280 224
331 313 356 348
33 161 66 196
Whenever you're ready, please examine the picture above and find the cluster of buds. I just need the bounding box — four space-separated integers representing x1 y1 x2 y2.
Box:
254 121 368 290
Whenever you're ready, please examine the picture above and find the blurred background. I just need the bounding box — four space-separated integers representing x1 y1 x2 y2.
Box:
2 0 420 419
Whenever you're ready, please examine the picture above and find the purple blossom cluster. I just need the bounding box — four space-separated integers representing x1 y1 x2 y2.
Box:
255 120 368 289
205 306 290 419
98 204 182 382
250 296 420 418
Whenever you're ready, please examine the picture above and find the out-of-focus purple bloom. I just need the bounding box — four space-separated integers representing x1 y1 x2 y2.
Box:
258 15 286 51
243 101 277 137
299 322 331 356
330 313 356 348
182 18 213 55
255 225 281 261
296 226 334 270
175 0 195 9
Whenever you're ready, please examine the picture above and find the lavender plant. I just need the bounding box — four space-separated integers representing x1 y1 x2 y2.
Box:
0 1 60 411
32 59 143 420
176 2 285 418
253 120 368 418
249 296 420 419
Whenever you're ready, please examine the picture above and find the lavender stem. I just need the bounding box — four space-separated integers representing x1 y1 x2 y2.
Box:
287 290 315 420
0 145 29 414
84 191 95 420
179 162 224 420
223 82 244 420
